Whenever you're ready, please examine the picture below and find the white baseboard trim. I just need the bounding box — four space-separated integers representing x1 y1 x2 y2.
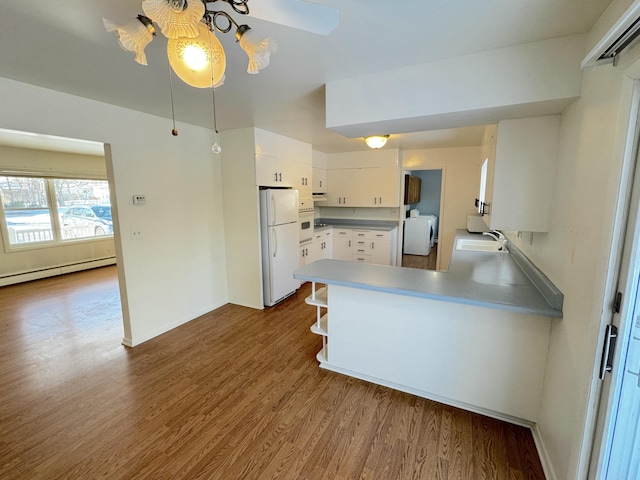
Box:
531 423 557 480
0 257 116 287
319 361 535 428
121 302 225 348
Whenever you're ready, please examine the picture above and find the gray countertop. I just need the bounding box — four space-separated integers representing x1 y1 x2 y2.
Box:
294 231 563 318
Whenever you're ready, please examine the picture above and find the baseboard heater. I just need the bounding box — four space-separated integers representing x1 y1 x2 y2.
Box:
0 257 116 287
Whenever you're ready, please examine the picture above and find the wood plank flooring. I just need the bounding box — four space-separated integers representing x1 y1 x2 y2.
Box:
0 266 546 479
402 243 438 270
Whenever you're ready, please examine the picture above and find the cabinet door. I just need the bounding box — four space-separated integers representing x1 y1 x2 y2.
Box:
312 167 327 193
489 116 559 232
300 244 309 267
295 161 313 193
332 229 352 260
370 239 392 265
321 230 333 259
255 154 293 187
365 167 399 207
326 169 345 206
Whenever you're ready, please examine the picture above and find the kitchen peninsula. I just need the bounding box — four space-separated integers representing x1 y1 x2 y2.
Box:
294 231 563 426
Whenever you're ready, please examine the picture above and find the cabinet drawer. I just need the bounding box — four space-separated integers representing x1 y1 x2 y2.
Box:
334 229 351 237
352 254 371 263
353 229 391 240
352 245 371 255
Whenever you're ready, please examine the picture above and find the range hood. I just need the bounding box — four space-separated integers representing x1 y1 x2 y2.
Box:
312 192 327 201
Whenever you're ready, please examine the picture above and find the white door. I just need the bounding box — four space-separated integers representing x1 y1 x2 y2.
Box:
603 277 640 479
590 95 640 479
267 222 300 305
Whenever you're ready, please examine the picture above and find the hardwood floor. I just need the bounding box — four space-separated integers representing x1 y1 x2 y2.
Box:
402 243 438 270
0 266 545 479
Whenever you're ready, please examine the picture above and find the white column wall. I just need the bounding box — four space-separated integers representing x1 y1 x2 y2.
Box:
506 46 635 480
0 78 229 347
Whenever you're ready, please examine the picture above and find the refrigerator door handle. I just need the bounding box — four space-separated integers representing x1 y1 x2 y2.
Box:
273 228 278 257
271 195 276 225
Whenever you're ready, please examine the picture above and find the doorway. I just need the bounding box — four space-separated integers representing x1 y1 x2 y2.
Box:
401 168 443 271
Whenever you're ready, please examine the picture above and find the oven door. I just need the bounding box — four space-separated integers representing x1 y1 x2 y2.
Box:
299 211 314 243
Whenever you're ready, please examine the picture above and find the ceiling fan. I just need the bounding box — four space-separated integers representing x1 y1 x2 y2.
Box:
211 0 339 36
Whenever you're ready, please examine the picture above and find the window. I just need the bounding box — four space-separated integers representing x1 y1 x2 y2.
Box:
478 158 488 214
0 175 112 249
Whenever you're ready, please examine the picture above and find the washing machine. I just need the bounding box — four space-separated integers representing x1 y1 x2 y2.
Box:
403 215 436 255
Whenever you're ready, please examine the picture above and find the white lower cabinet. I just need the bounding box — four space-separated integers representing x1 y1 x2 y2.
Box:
332 229 353 261
350 228 395 266
307 227 396 265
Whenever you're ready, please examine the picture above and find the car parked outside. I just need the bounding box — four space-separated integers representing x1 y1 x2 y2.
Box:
61 205 113 236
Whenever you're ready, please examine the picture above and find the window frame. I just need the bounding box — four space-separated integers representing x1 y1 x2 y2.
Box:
0 174 112 253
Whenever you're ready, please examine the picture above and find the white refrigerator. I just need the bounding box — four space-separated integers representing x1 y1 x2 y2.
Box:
259 189 300 306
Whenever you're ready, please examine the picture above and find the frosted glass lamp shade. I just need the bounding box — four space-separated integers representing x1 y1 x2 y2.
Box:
103 16 155 65
237 26 277 74
365 135 389 149
142 0 205 39
167 22 226 88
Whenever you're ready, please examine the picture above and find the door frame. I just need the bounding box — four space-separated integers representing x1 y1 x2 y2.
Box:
587 75 640 477
398 167 445 271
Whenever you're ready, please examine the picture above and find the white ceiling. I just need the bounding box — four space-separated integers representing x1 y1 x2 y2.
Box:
0 0 612 153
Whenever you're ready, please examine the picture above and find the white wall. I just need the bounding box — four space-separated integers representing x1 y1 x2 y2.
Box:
402 147 482 270
326 36 585 138
502 41 640 480
0 78 229 347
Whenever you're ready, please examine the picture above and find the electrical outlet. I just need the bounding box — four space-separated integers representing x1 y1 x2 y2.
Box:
131 228 143 240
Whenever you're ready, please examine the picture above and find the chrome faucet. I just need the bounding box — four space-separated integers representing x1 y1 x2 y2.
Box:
482 230 509 251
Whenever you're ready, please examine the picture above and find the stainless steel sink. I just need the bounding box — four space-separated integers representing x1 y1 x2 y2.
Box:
455 238 509 253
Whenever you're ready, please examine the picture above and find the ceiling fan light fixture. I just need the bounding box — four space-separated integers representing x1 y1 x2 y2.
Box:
167 22 226 88
236 25 278 74
365 135 390 149
142 0 205 39
103 15 155 65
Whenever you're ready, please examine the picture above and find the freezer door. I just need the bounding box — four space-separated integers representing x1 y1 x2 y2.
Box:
264 189 299 226
265 222 300 305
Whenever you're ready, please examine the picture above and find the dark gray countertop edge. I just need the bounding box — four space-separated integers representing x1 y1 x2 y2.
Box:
508 243 564 312
315 218 399 230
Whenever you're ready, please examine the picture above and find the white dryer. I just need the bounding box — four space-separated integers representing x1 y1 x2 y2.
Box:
403 215 436 256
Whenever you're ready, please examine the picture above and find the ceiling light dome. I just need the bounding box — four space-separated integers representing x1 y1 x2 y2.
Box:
167 22 226 88
365 135 390 149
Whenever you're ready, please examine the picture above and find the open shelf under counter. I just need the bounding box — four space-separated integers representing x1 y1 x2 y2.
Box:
316 345 328 363
310 313 328 336
304 286 327 307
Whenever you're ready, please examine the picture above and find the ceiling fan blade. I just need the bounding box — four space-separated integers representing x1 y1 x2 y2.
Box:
248 0 338 36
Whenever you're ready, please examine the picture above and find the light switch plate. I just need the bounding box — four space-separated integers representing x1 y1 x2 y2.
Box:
133 194 146 205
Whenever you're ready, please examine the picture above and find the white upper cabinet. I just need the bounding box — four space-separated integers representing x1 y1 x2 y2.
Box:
326 167 399 207
486 116 560 232
253 128 312 187
312 167 327 193
255 154 294 187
